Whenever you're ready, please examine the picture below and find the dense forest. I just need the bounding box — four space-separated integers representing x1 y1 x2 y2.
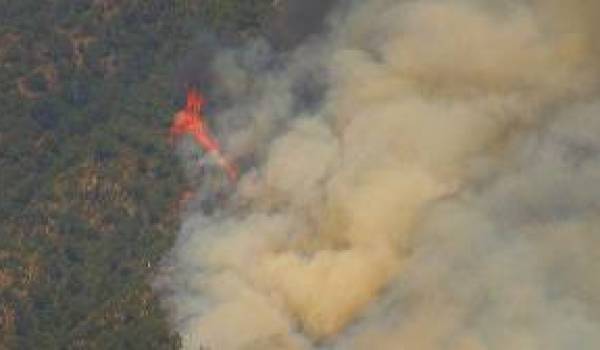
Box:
0 1 274 348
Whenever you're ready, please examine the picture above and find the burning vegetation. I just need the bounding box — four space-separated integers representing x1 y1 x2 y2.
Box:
4 0 600 349
169 87 238 183
157 1 600 349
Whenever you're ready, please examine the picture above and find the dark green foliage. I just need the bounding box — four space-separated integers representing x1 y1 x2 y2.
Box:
27 72 48 93
0 0 274 349
30 99 59 129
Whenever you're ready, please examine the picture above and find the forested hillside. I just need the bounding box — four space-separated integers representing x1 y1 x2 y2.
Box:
0 1 272 348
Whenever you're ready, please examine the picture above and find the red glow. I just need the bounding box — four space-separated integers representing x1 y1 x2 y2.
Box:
170 88 238 182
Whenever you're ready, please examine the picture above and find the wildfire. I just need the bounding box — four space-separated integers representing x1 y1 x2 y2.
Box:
169 87 238 182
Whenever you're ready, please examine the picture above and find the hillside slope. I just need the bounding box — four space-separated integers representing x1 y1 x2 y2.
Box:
0 1 272 348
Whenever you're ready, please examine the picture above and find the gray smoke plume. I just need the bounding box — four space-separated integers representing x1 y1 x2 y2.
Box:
156 1 600 349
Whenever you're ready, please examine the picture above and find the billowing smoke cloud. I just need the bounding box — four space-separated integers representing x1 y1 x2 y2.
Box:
156 0 600 349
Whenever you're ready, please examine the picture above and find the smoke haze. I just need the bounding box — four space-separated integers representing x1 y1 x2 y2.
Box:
156 1 600 349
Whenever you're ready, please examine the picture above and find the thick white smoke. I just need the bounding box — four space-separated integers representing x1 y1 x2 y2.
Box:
156 1 600 349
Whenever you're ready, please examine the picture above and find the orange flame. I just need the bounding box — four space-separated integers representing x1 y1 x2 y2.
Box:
170 88 238 182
